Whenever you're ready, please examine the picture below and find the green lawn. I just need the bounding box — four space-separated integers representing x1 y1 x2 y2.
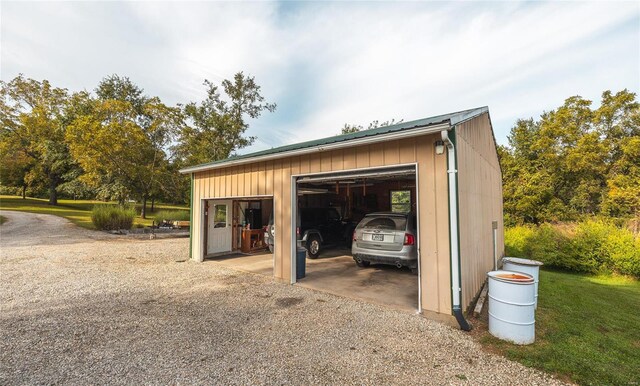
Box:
0 195 188 230
481 269 640 385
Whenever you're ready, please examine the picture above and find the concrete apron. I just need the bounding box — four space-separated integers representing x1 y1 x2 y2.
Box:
206 248 419 313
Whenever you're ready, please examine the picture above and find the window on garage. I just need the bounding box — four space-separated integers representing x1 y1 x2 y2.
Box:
213 204 227 228
390 190 411 213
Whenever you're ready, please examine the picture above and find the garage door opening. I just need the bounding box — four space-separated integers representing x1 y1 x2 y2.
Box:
292 165 420 312
203 197 274 277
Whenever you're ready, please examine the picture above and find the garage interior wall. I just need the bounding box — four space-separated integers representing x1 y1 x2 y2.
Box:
191 134 453 316
456 113 505 309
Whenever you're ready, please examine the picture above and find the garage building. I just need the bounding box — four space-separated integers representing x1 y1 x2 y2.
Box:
180 107 504 329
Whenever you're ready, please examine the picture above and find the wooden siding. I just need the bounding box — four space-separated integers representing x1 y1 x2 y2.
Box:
456 113 505 310
191 134 453 316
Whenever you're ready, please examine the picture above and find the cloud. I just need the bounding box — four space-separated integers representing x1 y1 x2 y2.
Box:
2 1 638 152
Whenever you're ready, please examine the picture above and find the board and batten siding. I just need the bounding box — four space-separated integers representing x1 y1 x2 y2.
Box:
191 134 454 316
456 113 505 310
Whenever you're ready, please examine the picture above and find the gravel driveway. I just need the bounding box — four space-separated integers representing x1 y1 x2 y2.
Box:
0 212 565 385
0 210 115 247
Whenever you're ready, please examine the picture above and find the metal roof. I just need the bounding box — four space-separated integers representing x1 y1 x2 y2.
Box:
180 106 489 174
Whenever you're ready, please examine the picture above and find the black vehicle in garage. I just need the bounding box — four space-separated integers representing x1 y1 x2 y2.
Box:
351 212 418 272
299 207 356 258
264 207 356 258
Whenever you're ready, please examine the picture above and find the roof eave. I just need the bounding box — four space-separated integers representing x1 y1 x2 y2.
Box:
179 122 451 174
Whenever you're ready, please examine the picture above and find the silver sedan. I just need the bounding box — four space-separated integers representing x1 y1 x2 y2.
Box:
351 212 417 272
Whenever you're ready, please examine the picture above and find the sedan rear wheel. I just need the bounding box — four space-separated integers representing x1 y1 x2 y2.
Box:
355 260 370 268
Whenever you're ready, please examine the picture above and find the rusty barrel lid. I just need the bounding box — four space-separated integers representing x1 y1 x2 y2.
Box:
488 270 534 284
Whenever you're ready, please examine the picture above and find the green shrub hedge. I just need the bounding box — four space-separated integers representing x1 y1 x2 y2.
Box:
505 220 640 278
153 210 190 222
91 205 135 231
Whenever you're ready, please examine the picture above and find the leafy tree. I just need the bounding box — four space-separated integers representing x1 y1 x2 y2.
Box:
175 72 276 166
0 141 33 198
95 74 146 113
0 75 75 205
535 96 606 217
594 89 640 159
66 76 182 218
2 72 276 214
340 119 403 134
501 89 640 225
156 163 190 205
602 136 640 217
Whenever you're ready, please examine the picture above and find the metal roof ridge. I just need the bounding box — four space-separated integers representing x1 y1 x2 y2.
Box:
179 106 489 174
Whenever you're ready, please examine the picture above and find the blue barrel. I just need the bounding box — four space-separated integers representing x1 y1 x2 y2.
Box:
296 247 306 279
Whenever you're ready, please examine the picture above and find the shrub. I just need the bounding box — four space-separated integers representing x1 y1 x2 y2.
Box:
529 224 575 271
154 210 190 223
0 186 20 195
571 220 611 273
592 220 640 277
504 225 536 257
505 220 640 278
91 205 135 231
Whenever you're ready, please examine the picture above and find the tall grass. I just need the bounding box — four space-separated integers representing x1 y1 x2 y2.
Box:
505 220 640 278
91 205 135 231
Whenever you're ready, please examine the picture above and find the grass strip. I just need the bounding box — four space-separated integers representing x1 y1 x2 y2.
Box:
481 269 640 385
0 195 187 230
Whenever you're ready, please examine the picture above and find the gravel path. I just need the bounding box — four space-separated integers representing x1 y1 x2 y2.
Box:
0 210 116 247
0 212 566 385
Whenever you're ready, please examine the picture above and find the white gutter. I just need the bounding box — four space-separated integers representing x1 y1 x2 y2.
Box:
442 129 471 331
180 123 450 174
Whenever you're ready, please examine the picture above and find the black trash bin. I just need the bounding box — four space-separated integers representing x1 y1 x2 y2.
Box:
296 247 306 280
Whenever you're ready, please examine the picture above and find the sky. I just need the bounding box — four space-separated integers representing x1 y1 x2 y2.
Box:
2 1 639 154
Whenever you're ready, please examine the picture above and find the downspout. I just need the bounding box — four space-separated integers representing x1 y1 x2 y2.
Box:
442 129 471 331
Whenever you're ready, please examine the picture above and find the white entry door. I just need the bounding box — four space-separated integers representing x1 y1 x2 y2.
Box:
207 200 232 255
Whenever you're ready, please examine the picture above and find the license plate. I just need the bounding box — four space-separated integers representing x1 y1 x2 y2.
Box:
372 234 384 241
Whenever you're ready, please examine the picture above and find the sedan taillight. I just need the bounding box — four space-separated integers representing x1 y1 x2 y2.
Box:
404 233 415 246
352 230 357 242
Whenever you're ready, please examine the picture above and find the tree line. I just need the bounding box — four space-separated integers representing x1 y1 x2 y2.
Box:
3 75 637 225
1 73 275 217
499 89 639 226
336 91 639 226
